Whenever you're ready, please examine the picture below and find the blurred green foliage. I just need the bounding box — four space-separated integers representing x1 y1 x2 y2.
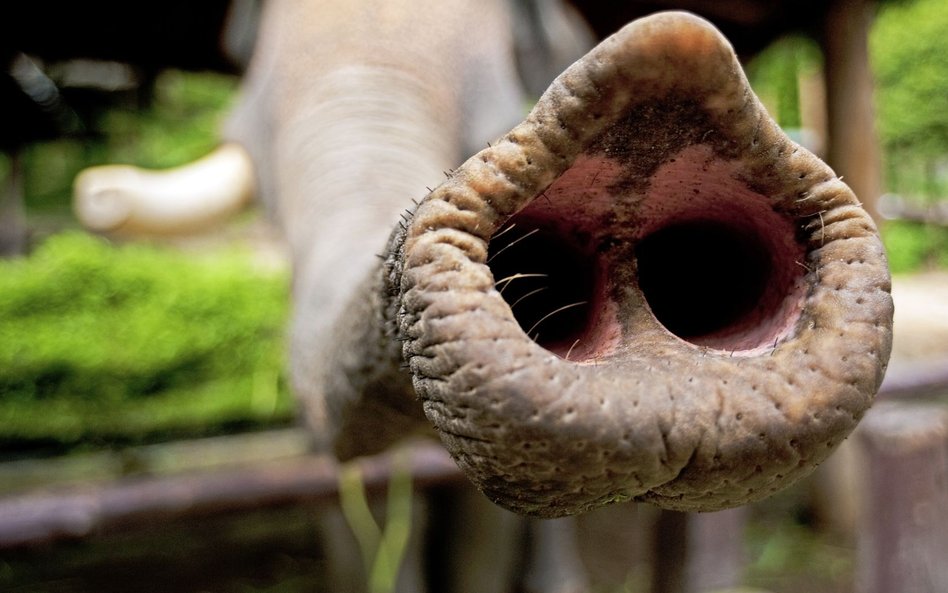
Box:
871 0 948 158
872 0 948 202
747 0 948 272
745 36 822 131
744 519 854 592
747 0 948 167
870 0 948 267
0 232 292 454
23 69 237 212
882 219 948 273
101 69 236 168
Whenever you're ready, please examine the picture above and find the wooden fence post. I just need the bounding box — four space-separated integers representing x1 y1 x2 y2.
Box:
856 401 948 593
653 506 749 593
821 0 883 223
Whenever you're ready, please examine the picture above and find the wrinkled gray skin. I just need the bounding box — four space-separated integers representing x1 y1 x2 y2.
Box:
226 1 893 589
226 0 592 591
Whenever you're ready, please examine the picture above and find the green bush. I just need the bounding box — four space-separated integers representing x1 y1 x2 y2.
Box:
0 232 293 453
882 220 948 274
871 0 948 159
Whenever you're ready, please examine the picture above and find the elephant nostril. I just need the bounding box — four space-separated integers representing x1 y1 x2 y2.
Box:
485 144 812 359
636 219 773 344
488 219 596 358
634 202 808 354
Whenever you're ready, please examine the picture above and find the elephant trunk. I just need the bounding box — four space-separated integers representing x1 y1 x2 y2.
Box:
333 11 893 518
273 66 465 457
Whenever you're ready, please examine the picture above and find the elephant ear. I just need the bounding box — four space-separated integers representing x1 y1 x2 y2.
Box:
389 11 892 518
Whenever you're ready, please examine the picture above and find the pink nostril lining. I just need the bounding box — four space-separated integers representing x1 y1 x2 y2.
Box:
488 144 807 360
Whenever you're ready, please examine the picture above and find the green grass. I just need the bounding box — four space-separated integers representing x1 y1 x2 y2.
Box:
0 232 293 456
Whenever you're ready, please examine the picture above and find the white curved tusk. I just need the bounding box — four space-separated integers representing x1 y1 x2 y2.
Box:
73 142 256 235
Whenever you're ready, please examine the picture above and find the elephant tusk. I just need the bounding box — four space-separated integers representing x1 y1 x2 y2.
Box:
377 11 893 518
72 142 256 235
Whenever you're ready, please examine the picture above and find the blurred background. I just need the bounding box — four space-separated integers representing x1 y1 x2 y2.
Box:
1 0 946 592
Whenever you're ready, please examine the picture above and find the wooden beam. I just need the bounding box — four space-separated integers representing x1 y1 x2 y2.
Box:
0 440 463 549
821 0 883 222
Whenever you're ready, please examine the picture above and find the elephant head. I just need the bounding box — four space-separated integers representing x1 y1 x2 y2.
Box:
342 11 893 518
